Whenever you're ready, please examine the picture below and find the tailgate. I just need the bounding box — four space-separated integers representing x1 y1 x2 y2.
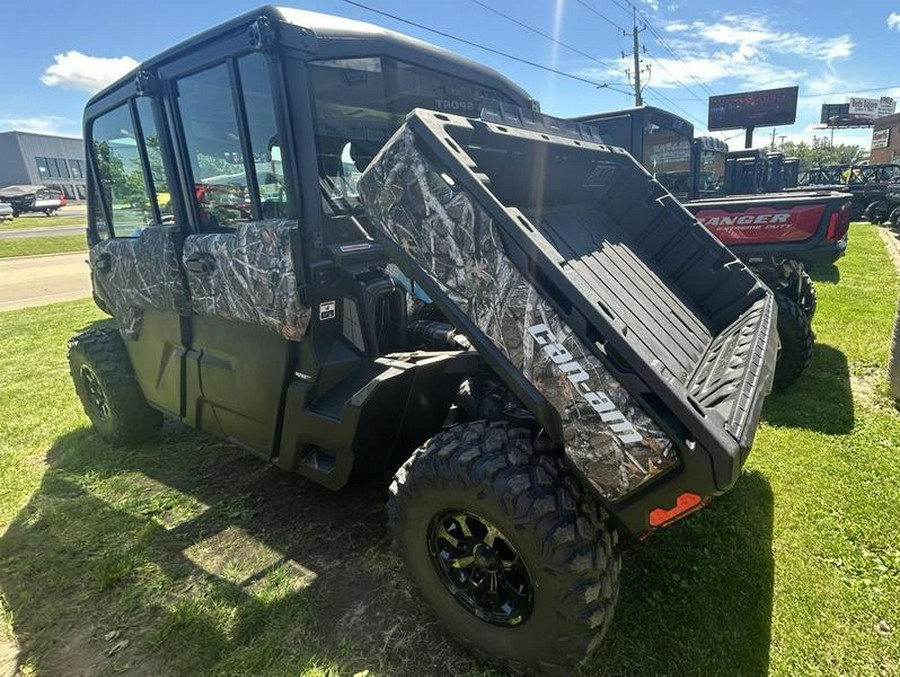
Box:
359 109 778 530
685 190 852 259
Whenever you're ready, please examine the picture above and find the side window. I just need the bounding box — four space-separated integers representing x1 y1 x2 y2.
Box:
177 63 253 230
238 53 287 219
135 97 173 222
642 123 692 200
91 103 155 237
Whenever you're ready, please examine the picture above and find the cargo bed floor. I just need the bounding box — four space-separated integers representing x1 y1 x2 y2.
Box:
527 203 713 385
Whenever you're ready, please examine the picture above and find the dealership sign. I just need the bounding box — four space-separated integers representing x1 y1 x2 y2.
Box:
872 129 891 150
848 96 895 119
821 97 896 128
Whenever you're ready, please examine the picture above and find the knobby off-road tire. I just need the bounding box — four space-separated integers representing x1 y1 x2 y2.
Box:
388 420 620 675
68 327 162 444
889 206 900 229
773 292 814 390
864 201 887 225
788 269 817 319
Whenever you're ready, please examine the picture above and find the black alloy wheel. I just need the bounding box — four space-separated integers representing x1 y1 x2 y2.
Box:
428 510 534 627
80 365 110 421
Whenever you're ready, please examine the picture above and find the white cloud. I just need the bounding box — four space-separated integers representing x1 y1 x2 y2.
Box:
0 116 79 137
642 0 660 11
665 15 853 62
599 14 854 95
888 12 900 30
41 51 138 94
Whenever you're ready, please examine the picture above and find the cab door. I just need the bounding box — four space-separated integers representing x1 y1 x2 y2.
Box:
86 96 187 418
165 51 307 458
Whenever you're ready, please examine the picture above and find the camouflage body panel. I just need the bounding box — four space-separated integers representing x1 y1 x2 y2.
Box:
89 225 191 339
182 220 311 341
360 128 677 500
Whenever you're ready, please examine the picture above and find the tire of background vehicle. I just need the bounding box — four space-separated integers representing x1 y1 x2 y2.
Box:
788 269 817 319
863 201 878 224
865 201 888 225
388 420 620 676
890 206 900 229
68 327 162 444
773 292 814 390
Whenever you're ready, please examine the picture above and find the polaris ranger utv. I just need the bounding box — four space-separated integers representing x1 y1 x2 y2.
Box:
573 107 852 388
70 7 777 673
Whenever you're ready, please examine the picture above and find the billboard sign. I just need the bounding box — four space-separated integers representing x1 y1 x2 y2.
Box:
820 103 850 126
708 86 799 131
848 97 880 118
820 97 896 128
872 129 891 150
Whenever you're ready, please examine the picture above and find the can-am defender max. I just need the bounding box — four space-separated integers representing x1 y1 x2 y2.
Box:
573 107 852 389
70 7 778 674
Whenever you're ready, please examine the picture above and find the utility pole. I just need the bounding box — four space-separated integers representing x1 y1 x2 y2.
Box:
622 7 649 106
770 128 777 149
631 7 643 106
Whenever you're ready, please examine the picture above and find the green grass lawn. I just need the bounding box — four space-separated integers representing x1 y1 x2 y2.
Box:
0 214 87 231
0 234 87 259
0 223 898 675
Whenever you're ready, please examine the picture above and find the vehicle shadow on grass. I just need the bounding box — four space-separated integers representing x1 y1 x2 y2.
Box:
0 424 774 677
808 262 841 284
762 343 853 435
0 424 477 677
582 471 774 676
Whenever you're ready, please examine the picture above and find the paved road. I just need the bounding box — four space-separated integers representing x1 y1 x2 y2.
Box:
0 252 92 311
0 226 84 240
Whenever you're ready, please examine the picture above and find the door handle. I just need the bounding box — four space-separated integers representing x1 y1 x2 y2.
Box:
184 254 216 274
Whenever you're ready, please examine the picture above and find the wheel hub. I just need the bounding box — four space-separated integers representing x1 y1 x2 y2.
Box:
80 365 110 421
472 543 499 572
428 510 534 627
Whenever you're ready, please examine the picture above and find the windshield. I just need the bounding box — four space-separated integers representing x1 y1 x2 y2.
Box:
308 56 515 214
698 149 726 197
642 123 693 199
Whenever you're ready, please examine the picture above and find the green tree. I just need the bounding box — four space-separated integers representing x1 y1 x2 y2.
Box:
780 140 866 170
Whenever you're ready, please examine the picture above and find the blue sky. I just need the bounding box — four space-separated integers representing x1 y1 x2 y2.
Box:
1 0 898 151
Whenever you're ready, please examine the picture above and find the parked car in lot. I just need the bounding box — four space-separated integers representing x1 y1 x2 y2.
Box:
0 202 13 221
0 184 67 216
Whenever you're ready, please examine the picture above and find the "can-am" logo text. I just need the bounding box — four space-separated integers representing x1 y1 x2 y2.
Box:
528 324 642 445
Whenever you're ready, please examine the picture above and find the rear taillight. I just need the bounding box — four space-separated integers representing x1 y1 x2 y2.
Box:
826 201 851 242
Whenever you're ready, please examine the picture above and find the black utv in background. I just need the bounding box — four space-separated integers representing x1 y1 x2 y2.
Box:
69 6 778 674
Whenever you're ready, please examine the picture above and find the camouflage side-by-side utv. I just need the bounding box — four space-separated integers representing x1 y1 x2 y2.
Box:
69 7 778 674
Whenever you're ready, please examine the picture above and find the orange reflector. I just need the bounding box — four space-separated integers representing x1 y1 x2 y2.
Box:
648 492 703 527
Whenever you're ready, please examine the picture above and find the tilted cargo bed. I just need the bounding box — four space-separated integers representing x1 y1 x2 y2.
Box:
684 190 852 265
358 109 778 532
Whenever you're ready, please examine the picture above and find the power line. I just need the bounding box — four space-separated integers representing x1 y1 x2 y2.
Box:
467 0 620 68
799 84 900 99
643 86 705 127
607 0 632 16
341 0 632 94
643 51 707 103
573 0 627 32
620 0 716 96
